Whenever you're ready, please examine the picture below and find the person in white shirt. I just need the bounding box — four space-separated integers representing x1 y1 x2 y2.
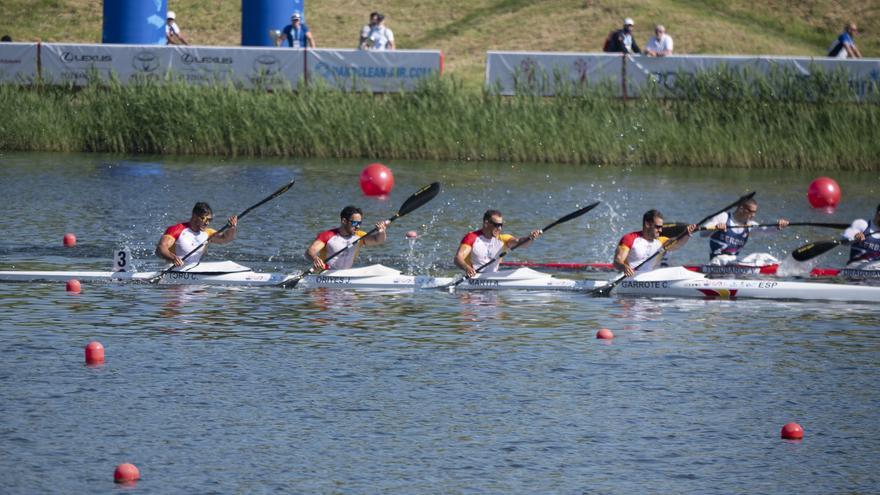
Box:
367 14 395 51
645 25 672 57
359 12 379 50
165 11 189 45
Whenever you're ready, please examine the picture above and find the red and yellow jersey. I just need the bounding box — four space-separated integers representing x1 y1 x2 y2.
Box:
617 231 668 272
162 222 217 264
316 228 368 269
460 230 516 272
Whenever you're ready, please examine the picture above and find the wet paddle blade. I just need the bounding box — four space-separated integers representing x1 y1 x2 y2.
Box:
396 182 440 219
792 239 847 262
541 201 601 232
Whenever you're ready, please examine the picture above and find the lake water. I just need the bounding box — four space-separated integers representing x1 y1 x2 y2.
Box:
1 153 878 493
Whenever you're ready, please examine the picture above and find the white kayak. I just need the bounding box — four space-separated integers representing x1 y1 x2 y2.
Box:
609 267 880 303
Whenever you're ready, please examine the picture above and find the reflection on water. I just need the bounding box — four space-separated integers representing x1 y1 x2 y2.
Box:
1 153 879 493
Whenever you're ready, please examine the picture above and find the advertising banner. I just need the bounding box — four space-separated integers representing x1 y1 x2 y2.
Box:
308 49 442 92
0 43 38 84
486 51 620 96
167 45 305 89
41 43 173 85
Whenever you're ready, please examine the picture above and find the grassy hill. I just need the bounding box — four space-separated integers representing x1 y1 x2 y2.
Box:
1 0 877 87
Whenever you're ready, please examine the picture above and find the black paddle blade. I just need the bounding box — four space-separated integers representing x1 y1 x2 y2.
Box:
662 223 691 238
693 191 756 228
792 239 846 262
237 179 296 220
541 201 601 232
396 182 440 219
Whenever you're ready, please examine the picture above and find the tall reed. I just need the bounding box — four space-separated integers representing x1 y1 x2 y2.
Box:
0 68 876 170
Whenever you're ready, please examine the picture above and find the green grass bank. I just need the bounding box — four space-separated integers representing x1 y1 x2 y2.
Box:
1 73 877 170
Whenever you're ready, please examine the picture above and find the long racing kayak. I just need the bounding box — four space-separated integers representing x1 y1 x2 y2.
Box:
500 261 880 279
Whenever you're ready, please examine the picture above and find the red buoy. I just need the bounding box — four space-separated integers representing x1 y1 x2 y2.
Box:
63 233 77 247
66 279 81 293
85 341 105 365
596 328 614 339
781 422 804 440
405 230 418 239
114 463 140 483
807 177 841 209
359 163 394 196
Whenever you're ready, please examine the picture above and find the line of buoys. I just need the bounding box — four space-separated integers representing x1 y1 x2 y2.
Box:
63 232 77 247
781 422 804 440
596 328 614 340
85 341 105 365
66 279 81 293
114 463 140 483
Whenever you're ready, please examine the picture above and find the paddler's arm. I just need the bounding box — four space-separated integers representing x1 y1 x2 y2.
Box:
454 243 477 278
507 230 542 249
612 244 634 278
155 235 183 266
210 215 238 244
665 224 697 251
361 220 388 246
305 239 327 271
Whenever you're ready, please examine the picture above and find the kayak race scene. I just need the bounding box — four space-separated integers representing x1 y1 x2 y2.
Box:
1 0 879 493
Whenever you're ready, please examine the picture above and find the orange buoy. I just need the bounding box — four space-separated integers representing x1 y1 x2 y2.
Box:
114 463 140 483
359 163 394 196
66 279 81 293
85 341 105 365
63 233 77 247
596 328 614 339
807 177 841 209
780 422 804 440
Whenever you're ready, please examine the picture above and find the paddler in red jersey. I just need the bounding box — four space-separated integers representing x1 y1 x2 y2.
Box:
155 202 238 266
454 209 542 277
306 205 388 270
613 209 695 277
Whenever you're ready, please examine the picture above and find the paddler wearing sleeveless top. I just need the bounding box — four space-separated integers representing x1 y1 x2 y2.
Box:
306 205 388 271
454 209 542 278
156 202 238 266
700 199 788 266
842 203 880 269
614 209 695 277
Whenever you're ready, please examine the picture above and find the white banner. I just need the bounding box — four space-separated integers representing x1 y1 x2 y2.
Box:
41 43 173 85
167 46 305 89
486 51 620 96
487 51 880 98
0 43 38 84
308 49 443 92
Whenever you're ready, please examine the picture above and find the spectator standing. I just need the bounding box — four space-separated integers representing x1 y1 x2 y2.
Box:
359 12 379 50
603 18 640 54
645 25 673 56
165 11 189 45
367 14 395 50
277 11 315 48
828 23 862 58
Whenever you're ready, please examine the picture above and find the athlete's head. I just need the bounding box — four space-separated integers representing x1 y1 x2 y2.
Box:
190 202 213 231
642 209 664 238
482 209 504 234
734 198 758 221
340 206 364 234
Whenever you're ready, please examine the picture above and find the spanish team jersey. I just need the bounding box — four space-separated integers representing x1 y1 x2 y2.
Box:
617 231 669 273
162 222 218 265
316 228 368 269
459 230 515 272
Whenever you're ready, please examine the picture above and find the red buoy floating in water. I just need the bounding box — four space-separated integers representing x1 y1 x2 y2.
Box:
85 341 105 365
63 233 77 247
359 163 394 196
405 230 418 239
114 463 141 483
596 328 614 339
780 422 804 440
66 279 81 293
807 177 841 209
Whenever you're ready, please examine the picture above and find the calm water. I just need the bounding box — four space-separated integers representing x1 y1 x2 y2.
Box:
1 153 878 494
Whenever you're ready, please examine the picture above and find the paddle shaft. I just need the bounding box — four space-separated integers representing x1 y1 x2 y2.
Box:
449 202 601 288
150 179 295 283
592 191 756 295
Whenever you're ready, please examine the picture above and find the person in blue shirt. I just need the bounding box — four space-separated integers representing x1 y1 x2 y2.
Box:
828 23 861 58
276 11 315 48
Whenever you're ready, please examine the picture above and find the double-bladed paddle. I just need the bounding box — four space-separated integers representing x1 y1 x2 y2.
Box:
149 179 296 284
791 238 852 262
660 221 849 237
443 201 601 289
280 182 441 288
589 191 756 297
